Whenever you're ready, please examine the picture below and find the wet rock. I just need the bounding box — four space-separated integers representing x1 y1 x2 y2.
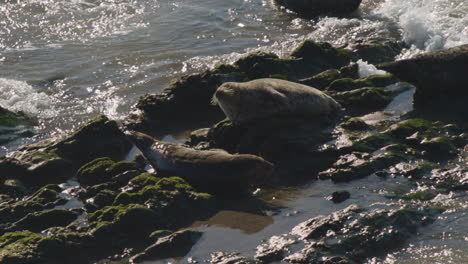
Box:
289 41 352 77
4 208 81 233
331 190 351 203
0 178 28 197
319 149 407 182
113 176 214 229
254 204 441 263
332 86 406 115
130 230 202 263
0 115 132 187
0 184 67 224
377 44 468 115
87 204 159 242
275 0 362 17
255 234 296 262
76 158 140 187
125 69 243 134
346 39 407 64
326 74 398 93
298 64 359 90
385 118 461 161
0 229 91 264
210 252 254 264
340 117 369 131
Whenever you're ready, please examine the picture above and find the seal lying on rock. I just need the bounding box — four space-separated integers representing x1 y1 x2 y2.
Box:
377 44 468 97
212 78 342 124
126 131 274 193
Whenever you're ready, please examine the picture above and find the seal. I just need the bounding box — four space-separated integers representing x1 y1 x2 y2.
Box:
126 131 274 193
212 78 342 124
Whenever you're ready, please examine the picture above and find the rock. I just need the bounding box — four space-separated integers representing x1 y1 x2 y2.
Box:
0 185 67 224
254 204 442 263
290 41 352 71
332 87 393 114
326 74 398 92
0 115 131 187
125 70 243 134
0 230 91 264
113 176 214 229
340 117 369 131
4 209 81 233
130 230 202 263
331 190 351 203
210 252 254 264
87 204 159 241
275 0 362 17
76 158 140 187
346 39 407 64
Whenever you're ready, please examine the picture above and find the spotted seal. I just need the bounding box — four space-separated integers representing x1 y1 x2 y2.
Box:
212 78 342 124
126 131 274 192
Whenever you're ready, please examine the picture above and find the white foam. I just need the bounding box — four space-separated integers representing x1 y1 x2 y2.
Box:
376 0 468 53
0 78 57 118
357 59 387 78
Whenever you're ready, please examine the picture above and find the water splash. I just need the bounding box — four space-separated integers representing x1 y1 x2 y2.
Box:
0 78 57 118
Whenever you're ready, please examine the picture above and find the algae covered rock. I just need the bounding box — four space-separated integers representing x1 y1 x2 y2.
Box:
4 208 81 234
0 115 131 187
0 184 67 224
76 157 139 187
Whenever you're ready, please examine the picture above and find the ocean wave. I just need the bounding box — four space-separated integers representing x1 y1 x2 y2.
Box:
0 78 57 118
377 0 468 52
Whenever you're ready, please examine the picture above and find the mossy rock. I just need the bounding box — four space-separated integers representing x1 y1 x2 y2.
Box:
290 40 351 64
334 87 393 113
128 173 161 189
0 184 67 224
404 190 439 201
327 74 397 92
0 230 91 264
340 117 370 131
53 115 132 164
5 209 81 233
77 158 140 187
299 69 342 90
388 118 435 139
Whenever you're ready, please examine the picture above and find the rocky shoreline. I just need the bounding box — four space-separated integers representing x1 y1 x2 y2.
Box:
1 8 467 264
